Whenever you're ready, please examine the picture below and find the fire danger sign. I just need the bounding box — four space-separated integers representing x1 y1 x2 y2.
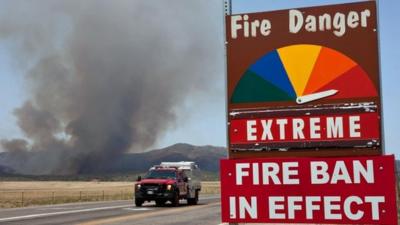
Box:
226 1 382 156
220 155 398 224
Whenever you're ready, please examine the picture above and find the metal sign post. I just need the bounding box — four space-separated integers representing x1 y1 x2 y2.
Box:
223 2 238 225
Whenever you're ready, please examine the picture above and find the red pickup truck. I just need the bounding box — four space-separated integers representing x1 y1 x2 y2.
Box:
134 162 201 207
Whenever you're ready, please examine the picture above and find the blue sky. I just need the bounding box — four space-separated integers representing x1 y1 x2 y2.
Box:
1 0 399 158
0 45 26 140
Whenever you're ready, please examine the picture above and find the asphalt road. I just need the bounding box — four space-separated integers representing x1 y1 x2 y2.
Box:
0 195 222 225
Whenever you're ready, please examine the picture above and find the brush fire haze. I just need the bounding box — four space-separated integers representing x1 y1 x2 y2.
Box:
0 0 223 175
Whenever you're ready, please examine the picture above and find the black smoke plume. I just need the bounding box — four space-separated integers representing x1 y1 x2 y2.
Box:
0 0 223 175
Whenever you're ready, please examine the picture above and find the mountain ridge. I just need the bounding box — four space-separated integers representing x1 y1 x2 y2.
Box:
0 143 227 176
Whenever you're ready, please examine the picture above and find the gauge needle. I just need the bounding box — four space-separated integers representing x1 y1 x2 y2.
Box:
296 89 338 104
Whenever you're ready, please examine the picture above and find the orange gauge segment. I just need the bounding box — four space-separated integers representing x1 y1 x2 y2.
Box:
303 47 357 95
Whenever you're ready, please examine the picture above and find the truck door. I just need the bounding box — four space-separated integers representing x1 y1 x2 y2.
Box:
177 171 187 195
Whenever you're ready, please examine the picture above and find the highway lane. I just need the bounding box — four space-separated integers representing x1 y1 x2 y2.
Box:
0 195 221 225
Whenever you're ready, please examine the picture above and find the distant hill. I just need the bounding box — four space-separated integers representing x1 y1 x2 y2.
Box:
0 143 227 177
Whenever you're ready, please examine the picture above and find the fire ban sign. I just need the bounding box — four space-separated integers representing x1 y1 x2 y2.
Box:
226 1 382 157
220 155 398 224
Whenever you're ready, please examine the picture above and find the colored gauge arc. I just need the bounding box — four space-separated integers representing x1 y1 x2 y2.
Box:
231 44 377 104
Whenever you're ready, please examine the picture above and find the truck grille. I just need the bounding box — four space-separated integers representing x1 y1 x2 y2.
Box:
139 183 166 192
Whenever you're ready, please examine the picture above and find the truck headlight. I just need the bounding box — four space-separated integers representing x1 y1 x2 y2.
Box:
167 184 172 191
136 184 141 189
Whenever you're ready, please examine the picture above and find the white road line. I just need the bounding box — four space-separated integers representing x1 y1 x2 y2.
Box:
36 207 85 211
0 200 133 213
122 207 152 211
0 204 132 222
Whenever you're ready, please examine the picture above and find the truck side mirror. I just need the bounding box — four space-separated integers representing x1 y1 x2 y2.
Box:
183 177 188 182
137 176 142 181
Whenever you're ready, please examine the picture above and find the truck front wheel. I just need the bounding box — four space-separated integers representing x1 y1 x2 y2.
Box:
135 198 144 207
171 192 180 207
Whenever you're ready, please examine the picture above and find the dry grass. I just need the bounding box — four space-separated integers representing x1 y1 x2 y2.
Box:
0 181 220 208
0 181 135 208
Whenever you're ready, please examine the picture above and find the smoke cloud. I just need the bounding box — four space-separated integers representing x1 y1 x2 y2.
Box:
0 0 223 174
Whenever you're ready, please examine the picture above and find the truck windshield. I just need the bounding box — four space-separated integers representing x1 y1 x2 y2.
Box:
145 170 176 179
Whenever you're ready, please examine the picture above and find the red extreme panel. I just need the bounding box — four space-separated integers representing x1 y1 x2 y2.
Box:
229 112 379 144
